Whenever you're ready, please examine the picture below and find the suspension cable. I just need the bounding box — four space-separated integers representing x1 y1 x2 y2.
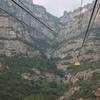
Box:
10 0 58 36
0 7 52 41
86 2 100 53
89 2 100 32
78 0 98 56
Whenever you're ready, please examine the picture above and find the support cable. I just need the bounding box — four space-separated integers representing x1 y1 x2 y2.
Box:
78 0 98 56
10 0 58 36
0 7 52 41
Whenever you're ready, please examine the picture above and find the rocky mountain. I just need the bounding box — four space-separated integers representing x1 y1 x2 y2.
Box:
51 2 100 72
0 0 99 59
0 1 66 100
0 0 100 100
0 0 61 57
0 0 100 77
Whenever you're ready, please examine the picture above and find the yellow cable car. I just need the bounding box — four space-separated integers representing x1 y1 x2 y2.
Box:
74 56 80 68
74 61 80 66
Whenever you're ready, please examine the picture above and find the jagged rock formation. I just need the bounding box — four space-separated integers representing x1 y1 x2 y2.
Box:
0 0 100 68
52 3 100 71
0 0 60 56
0 1 100 100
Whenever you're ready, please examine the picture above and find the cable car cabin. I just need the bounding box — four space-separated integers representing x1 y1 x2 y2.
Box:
74 61 81 68
74 60 80 67
74 56 80 68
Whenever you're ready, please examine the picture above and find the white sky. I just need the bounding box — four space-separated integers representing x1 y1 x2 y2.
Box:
33 0 94 17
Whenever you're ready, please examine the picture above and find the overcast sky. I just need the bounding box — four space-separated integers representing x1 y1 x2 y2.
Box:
33 0 94 17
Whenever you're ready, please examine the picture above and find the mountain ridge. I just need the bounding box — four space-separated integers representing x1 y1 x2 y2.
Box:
0 1 100 100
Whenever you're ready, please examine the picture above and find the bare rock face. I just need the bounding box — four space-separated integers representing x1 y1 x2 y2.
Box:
0 0 100 62
52 3 100 67
0 0 60 56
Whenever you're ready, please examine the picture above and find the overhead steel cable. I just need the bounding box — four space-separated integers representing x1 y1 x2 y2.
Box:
78 0 98 56
0 7 53 50
10 0 58 36
0 7 52 41
89 1 100 32
86 1 100 53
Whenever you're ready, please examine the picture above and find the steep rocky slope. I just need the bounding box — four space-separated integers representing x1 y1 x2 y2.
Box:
0 1 66 100
0 0 61 56
0 0 99 58
52 2 100 72
0 0 100 100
